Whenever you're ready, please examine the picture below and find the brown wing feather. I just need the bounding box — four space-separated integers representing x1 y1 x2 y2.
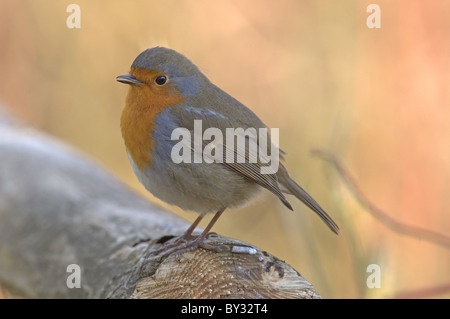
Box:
206 137 293 210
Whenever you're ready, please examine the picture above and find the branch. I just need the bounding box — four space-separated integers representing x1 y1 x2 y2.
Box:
0 106 320 299
312 150 450 250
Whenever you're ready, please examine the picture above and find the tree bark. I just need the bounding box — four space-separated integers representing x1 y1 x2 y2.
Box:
0 106 321 299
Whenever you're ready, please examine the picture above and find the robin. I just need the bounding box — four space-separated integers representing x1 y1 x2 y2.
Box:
116 47 339 252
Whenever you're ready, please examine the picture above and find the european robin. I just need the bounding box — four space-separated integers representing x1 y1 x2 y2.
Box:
117 47 339 251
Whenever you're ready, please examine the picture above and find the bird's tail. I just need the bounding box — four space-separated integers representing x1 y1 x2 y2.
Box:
277 167 340 235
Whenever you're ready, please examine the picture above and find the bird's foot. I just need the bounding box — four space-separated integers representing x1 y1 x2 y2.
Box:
148 233 197 256
149 233 229 258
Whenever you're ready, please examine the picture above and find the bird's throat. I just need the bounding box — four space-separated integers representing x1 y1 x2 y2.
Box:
120 81 186 169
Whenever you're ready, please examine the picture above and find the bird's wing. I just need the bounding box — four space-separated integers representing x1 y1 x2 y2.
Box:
174 106 292 210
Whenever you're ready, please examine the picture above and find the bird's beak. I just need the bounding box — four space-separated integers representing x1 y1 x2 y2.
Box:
116 74 143 86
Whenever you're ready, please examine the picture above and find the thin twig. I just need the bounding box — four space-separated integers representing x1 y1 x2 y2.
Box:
312 150 450 250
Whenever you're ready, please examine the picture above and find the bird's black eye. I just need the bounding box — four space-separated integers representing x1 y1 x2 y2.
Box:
155 75 167 85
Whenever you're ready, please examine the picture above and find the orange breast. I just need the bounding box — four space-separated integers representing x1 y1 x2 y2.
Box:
120 68 187 170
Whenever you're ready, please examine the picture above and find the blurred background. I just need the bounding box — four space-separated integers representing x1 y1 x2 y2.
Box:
0 0 449 298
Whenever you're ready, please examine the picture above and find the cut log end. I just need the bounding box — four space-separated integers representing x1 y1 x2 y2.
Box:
131 235 321 299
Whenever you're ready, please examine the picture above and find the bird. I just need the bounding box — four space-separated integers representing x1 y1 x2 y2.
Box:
116 47 339 252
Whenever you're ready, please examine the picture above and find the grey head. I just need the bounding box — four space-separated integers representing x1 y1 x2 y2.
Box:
129 47 208 96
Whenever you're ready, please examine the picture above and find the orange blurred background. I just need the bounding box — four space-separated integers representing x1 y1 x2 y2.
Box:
0 0 449 298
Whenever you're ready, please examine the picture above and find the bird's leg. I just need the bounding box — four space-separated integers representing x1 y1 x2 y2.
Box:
179 214 204 241
176 207 229 253
149 214 204 256
150 208 229 256
192 207 225 244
